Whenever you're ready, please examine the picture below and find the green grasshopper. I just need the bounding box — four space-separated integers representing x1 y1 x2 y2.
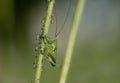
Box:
34 34 57 67
42 35 57 67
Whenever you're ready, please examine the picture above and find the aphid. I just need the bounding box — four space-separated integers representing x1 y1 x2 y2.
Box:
35 46 39 51
35 53 39 59
41 18 45 24
33 62 37 69
36 34 41 40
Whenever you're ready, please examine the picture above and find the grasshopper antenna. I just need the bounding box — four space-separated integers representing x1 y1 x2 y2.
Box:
55 0 72 37
54 3 58 37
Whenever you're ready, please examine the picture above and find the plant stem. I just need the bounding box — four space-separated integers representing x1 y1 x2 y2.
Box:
59 0 86 83
34 0 55 83
44 0 55 35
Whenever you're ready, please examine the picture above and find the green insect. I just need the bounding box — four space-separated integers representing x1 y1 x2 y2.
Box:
42 36 57 67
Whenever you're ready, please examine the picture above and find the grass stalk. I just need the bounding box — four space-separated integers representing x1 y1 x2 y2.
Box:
34 0 55 83
59 0 86 83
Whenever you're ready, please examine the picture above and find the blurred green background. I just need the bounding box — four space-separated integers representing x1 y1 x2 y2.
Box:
0 0 120 83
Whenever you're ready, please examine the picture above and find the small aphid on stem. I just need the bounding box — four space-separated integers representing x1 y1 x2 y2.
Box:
41 18 45 24
33 62 37 69
35 53 39 58
35 46 39 51
36 34 40 40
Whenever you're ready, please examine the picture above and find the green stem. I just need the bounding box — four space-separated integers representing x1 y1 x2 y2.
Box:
59 0 85 83
44 0 55 35
34 0 55 83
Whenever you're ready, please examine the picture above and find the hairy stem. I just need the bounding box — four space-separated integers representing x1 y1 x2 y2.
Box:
59 0 86 83
34 0 55 83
